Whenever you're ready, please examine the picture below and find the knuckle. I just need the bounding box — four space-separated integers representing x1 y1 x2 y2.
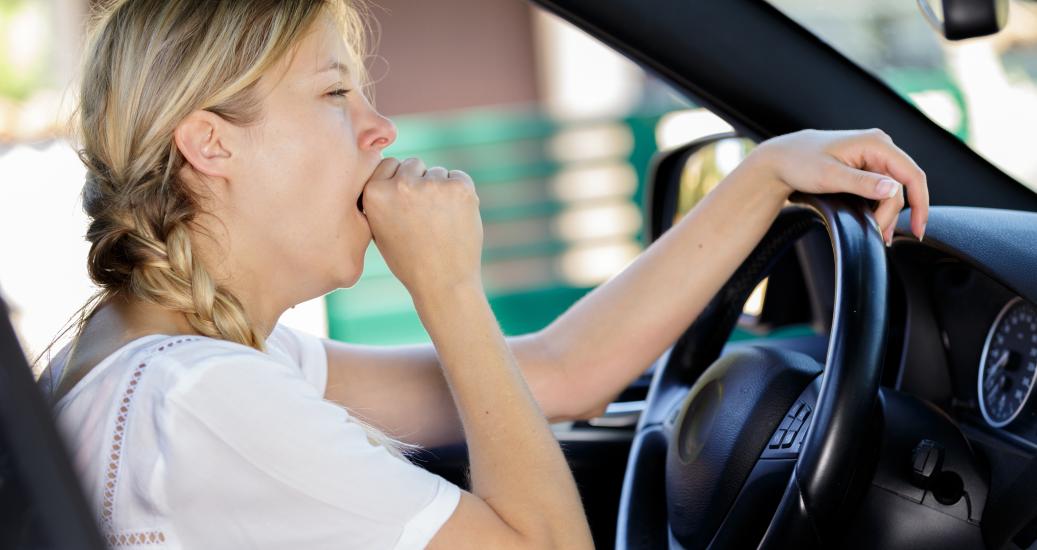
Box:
455 181 479 203
449 169 471 182
868 128 892 143
820 160 844 183
848 170 874 191
856 173 878 192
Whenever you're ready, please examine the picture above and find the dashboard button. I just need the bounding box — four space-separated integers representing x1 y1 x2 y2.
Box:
780 430 796 448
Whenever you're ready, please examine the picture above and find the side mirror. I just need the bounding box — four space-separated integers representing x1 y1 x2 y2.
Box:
917 0 1009 40
644 133 755 243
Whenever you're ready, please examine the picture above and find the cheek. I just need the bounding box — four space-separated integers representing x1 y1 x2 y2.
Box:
259 99 356 182
249 99 367 277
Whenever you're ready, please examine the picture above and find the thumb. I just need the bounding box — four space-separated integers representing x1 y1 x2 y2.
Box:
839 165 902 201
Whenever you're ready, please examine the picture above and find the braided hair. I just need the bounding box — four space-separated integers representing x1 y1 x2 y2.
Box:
74 0 369 350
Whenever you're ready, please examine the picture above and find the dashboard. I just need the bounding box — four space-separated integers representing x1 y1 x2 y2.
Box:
892 246 1037 446
884 207 1037 500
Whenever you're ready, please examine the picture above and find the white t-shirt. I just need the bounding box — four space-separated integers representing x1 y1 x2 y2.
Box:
41 325 460 549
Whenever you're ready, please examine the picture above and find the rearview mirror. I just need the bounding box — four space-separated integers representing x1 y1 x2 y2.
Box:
917 0 1009 40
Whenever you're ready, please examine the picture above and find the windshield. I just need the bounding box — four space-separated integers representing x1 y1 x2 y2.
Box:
766 0 1037 191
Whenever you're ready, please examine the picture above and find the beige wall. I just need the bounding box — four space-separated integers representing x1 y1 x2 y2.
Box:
364 0 540 116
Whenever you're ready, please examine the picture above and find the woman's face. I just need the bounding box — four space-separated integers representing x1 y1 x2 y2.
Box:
227 15 395 300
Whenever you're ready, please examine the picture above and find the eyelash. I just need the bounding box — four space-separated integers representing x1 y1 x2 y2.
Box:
327 88 351 98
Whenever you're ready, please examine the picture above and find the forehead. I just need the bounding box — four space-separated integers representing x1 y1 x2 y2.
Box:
284 15 357 80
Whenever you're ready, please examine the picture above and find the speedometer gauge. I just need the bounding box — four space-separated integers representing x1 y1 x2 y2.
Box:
978 297 1037 428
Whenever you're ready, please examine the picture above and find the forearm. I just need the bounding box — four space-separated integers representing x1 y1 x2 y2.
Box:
413 283 592 548
539 154 791 415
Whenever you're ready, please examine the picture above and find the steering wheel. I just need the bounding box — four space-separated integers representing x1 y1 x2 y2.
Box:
615 194 888 549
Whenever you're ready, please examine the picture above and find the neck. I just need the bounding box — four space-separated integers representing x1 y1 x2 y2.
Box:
105 292 199 338
186 212 287 341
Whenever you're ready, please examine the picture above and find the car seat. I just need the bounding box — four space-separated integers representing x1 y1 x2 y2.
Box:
0 296 105 549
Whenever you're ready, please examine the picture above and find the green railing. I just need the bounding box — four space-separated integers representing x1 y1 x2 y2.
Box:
326 107 663 344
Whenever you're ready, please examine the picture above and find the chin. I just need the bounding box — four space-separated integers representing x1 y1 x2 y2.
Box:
334 255 365 290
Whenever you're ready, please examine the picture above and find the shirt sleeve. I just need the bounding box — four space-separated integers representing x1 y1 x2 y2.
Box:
158 348 460 550
266 323 329 396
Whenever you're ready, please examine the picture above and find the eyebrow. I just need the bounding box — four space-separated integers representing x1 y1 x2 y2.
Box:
317 60 351 77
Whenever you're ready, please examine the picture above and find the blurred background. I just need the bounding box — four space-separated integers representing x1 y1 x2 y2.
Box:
3 0 1037 367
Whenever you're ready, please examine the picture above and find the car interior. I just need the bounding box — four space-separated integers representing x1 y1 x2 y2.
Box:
3 0 1037 548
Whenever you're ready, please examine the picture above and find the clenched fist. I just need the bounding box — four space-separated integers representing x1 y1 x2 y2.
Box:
360 157 484 299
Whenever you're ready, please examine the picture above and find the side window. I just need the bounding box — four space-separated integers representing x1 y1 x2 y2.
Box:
326 6 740 345
0 0 765 352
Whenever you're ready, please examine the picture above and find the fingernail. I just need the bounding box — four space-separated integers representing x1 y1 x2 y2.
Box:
876 178 898 199
919 222 926 242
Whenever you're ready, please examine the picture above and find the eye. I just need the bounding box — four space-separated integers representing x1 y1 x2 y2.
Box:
327 88 352 98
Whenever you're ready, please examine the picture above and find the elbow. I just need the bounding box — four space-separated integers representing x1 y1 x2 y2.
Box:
571 400 609 421
532 328 611 423
516 520 594 550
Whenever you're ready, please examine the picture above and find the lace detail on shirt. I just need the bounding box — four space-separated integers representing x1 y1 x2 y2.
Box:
101 338 196 546
106 530 167 546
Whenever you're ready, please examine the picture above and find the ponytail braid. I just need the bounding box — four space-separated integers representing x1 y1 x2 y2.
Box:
82 158 265 350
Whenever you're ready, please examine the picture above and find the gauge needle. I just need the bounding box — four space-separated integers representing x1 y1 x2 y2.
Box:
990 351 1010 377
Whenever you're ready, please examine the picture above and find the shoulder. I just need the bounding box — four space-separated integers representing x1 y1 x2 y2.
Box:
265 323 329 395
265 323 327 369
144 333 309 401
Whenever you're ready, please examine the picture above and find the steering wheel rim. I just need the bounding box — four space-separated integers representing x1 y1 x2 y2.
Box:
615 194 888 549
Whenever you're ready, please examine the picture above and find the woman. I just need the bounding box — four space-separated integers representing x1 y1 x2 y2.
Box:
40 0 928 548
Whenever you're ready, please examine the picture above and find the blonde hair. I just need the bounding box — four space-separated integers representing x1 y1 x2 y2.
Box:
58 0 413 456
77 0 367 350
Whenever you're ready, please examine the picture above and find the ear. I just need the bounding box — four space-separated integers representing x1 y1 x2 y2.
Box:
173 110 234 179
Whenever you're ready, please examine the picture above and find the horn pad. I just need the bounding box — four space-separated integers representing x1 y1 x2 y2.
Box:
666 346 822 548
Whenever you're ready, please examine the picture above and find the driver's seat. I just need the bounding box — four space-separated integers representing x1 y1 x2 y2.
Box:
0 296 106 549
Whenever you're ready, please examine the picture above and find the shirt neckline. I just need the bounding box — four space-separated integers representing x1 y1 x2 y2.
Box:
52 333 173 410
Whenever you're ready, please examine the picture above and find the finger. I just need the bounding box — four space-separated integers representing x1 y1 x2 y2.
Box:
398 157 427 179
837 164 904 202
369 157 401 181
447 169 470 180
872 184 905 246
447 169 474 189
852 132 929 240
424 166 449 180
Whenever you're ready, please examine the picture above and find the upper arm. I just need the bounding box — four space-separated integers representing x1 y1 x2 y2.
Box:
322 339 466 446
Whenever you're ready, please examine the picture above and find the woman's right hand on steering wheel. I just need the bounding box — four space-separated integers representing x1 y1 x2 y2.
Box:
361 157 484 299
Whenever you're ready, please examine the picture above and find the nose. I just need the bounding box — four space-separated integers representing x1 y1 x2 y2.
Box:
359 105 397 152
